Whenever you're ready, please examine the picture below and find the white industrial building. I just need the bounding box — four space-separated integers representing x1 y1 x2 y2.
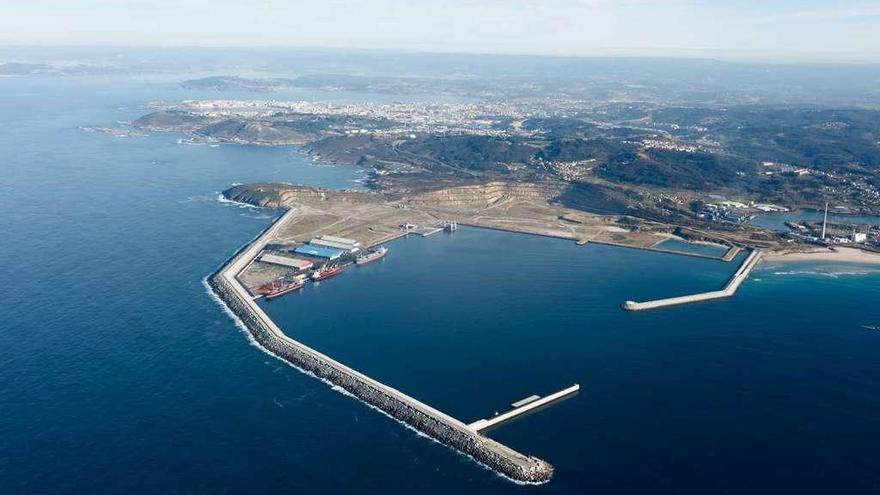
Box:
309 235 361 253
259 252 314 271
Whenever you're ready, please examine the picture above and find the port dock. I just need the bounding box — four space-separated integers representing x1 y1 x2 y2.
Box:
469 385 580 432
213 184 760 481
208 208 559 483
623 249 762 311
586 239 741 262
721 246 742 261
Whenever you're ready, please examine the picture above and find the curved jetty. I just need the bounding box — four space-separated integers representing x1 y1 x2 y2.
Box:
208 208 554 483
623 249 762 311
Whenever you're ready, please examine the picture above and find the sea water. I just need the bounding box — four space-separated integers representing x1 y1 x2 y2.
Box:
2 75 880 495
751 210 880 232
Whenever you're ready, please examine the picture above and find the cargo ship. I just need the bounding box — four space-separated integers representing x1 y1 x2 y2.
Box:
264 275 307 300
256 280 281 295
356 246 388 265
312 263 344 281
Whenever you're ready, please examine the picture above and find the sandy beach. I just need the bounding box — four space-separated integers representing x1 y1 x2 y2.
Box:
764 247 880 265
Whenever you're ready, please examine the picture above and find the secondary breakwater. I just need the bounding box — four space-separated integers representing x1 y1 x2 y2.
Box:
459 222 741 262
588 239 741 262
623 249 763 311
208 208 554 483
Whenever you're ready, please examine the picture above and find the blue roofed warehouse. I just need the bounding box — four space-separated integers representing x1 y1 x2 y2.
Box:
294 244 344 260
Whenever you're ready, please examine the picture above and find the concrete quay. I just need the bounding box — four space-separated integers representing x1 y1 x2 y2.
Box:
623 249 762 311
208 208 554 483
469 385 580 432
589 239 740 262
721 246 742 262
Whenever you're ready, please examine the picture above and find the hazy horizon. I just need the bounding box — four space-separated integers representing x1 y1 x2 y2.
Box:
2 0 879 63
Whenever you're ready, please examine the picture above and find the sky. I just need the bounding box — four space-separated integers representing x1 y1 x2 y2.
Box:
1 0 879 62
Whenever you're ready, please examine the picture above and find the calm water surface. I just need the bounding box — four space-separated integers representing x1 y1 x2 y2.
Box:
654 238 730 257
751 210 880 232
2 75 880 495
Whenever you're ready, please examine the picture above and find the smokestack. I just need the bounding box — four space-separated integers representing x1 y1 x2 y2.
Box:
821 202 828 240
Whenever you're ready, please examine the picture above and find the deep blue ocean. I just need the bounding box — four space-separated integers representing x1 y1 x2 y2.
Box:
2 75 880 494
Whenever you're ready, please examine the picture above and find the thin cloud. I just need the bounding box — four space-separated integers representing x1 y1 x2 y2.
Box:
750 3 880 23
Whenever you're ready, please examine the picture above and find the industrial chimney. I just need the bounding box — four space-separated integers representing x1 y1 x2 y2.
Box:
821 202 829 240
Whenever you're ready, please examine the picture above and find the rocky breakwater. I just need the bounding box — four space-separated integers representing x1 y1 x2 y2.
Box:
207 209 554 483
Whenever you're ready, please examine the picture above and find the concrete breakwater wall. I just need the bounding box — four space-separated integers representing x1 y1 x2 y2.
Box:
623 249 762 311
458 221 578 242
208 209 553 483
590 239 739 262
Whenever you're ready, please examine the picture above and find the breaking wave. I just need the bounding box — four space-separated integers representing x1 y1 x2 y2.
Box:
201 276 546 486
771 268 879 278
216 193 266 210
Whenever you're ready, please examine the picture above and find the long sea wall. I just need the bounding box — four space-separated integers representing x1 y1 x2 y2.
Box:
623 249 762 311
208 208 553 483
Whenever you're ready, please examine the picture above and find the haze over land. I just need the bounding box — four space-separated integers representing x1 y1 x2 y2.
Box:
6 43 880 250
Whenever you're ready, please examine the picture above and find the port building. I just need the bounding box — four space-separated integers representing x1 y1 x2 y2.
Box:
258 252 314 271
294 244 344 260
309 235 361 253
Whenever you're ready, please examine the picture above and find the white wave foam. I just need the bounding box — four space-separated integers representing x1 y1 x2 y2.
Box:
201 277 546 485
180 194 217 204
216 193 267 210
177 138 209 146
240 213 275 220
772 268 878 278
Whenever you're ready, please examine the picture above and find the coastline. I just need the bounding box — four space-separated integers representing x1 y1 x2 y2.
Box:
764 247 880 265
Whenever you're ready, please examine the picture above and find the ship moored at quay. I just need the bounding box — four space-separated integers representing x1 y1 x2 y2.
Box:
208 208 556 483
253 237 388 300
311 263 344 281
356 246 388 265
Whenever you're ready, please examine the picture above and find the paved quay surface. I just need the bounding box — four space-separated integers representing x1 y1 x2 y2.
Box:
469 385 580 432
209 208 555 483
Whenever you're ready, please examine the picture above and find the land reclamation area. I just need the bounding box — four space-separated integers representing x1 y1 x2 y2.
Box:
236 213 880 492
213 179 761 482
7 68 880 495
